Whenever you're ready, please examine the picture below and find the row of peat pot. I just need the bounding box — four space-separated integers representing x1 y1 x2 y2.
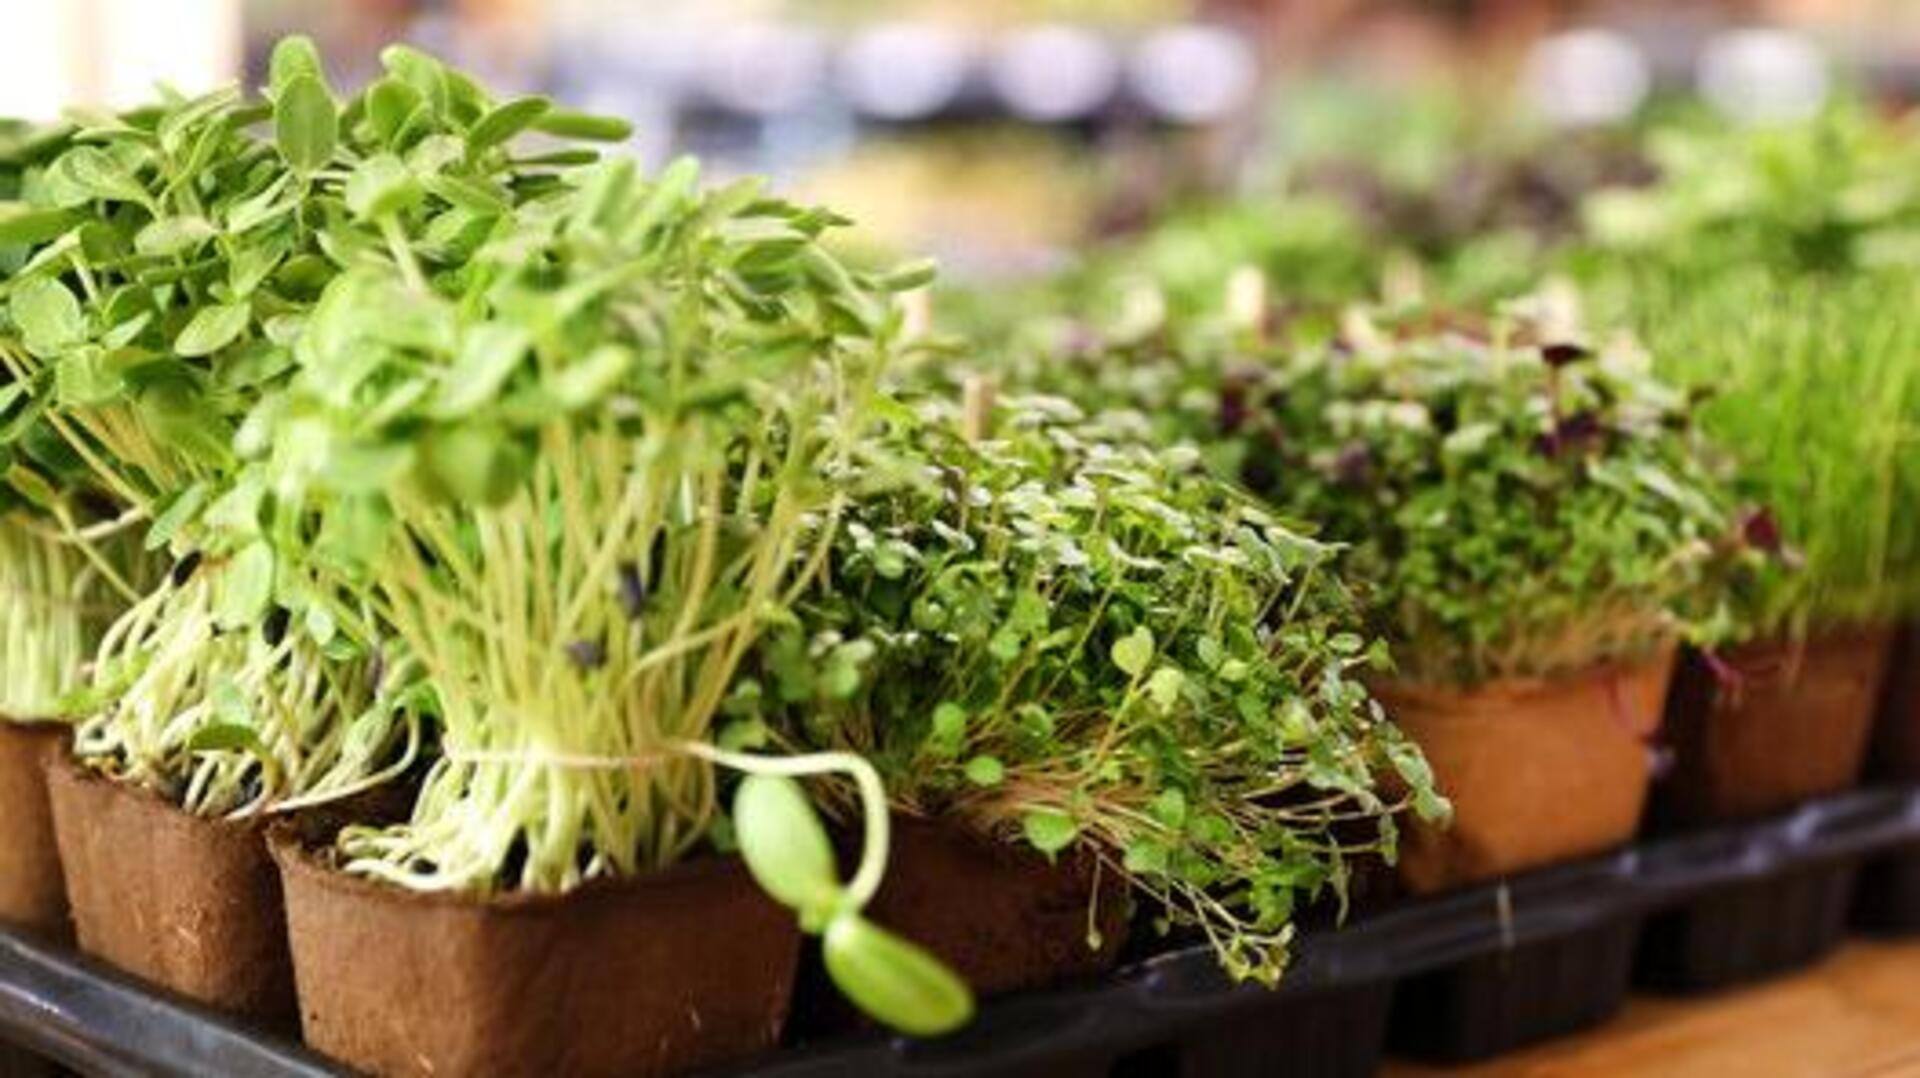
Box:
0 623 1916 1077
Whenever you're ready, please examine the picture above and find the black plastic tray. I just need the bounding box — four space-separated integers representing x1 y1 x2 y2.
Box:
1855 842 1920 935
4 785 1919 1078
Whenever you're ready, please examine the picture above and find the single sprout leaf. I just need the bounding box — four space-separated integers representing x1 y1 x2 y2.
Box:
532 108 634 142
136 215 218 257
55 147 148 204
1146 666 1185 711
1022 809 1079 856
467 96 552 154
732 774 844 922
546 344 632 410
822 913 975 1038
269 35 329 97
175 302 251 357
963 755 1004 787
1110 625 1154 679
217 541 277 630
186 722 266 755
274 74 338 173
877 258 939 293
421 423 530 505
0 204 81 247
10 276 86 355
345 154 422 220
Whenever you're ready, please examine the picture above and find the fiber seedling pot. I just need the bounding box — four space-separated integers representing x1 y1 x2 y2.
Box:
793 815 1129 1040
44 755 296 1026
864 816 1130 997
1639 627 1889 991
1855 624 1920 934
271 831 800 1078
1373 648 1675 894
1653 625 1893 828
0 721 69 939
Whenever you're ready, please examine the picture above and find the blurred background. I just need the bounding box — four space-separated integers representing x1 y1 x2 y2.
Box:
3 0 1918 277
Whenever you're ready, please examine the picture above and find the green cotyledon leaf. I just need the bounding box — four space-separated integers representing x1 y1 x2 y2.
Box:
822 912 975 1038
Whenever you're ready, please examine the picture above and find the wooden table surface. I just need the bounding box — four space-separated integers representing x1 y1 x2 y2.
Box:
1385 940 1920 1078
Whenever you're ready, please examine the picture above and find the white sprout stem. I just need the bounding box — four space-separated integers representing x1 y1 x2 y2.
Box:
0 520 93 720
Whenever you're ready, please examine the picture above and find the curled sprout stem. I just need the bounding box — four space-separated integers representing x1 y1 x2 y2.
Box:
674 742 891 910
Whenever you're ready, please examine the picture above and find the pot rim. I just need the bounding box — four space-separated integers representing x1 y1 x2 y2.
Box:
267 824 755 917
1371 639 1679 708
45 751 265 838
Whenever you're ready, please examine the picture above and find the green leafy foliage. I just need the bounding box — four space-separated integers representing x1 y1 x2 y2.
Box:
732 395 1443 985
1590 268 1920 634
1579 105 1920 278
0 39 625 813
1218 313 1753 683
1572 107 1920 633
293 142 916 903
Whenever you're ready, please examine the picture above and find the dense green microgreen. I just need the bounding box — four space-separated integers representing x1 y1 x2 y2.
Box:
727 393 1445 984
5 34 974 1036
236 125 969 1030
1227 314 1762 683
977 300 1758 685
1583 267 1920 636
0 36 629 814
1571 106 1920 635
0 119 143 724
1578 105 1920 279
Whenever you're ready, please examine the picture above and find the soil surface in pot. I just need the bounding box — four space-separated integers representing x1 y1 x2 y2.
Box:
1655 626 1893 828
0 721 69 939
1374 648 1675 894
271 831 800 1078
44 755 296 1026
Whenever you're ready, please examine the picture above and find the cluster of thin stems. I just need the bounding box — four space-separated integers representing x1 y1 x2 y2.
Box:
71 564 419 817
341 417 844 893
0 519 99 721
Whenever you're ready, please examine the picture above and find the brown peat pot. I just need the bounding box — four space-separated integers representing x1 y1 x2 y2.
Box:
866 815 1130 998
270 832 800 1078
1854 623 1920 934
1373 647 1675 894
0 720 69 938
791 815 1131 1040
1654 625 1893 827
1868 623 1920 780
43 755 297 1026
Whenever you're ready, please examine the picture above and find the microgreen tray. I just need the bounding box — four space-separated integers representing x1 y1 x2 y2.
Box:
3 785 1918 1078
